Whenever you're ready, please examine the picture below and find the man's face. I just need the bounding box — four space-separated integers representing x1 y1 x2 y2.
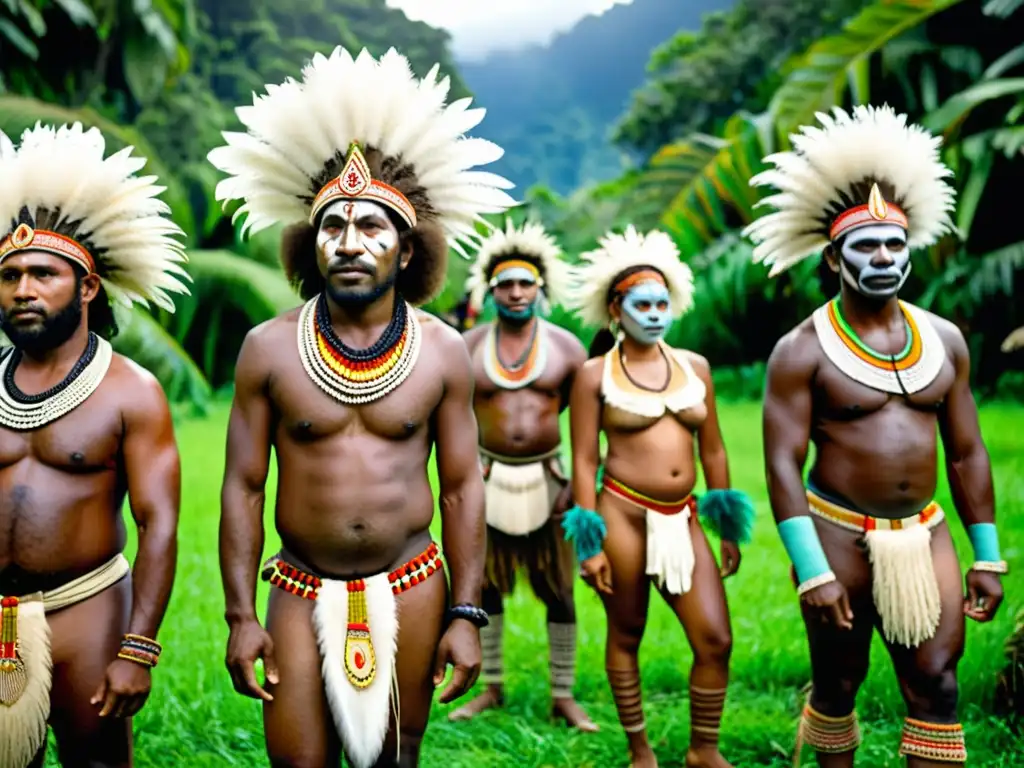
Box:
616 280 671 345
316 199 409 305
828 223 910 300
0 250 90 352
490 264 540 324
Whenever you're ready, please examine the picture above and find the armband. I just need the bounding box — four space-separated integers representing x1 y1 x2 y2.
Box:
967 523 1008 574
561 504 607 562
699 489 755 544
117 634 162 668
777 516 836 593
446 603 490 628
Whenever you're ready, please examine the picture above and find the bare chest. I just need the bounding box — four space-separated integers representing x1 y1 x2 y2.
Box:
814 355 954 421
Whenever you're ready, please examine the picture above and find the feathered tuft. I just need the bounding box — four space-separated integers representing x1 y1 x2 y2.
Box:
207 46 516 259
743 104 957 277
0 122 190 312
464 218 569 311
567 225 694 328
698 489 756 544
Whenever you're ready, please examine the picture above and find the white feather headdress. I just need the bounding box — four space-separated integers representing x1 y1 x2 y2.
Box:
0 122 189 312
464 218 569 312
568 226 695 328
743 104 957 277
206 46 516 257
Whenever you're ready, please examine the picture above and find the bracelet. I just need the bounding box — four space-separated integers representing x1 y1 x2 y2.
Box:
971 560 1008 574
777 516 833 585
561 504 607 562
797 571 838 596
446 603 489 629
967 523 1003 562
117 634 162 668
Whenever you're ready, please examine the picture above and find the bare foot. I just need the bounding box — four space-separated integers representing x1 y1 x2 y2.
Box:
447 686 503 721
629 746 658 768
685 745 733 768
552 696 600 732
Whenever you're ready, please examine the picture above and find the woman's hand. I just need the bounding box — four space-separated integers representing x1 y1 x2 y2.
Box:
580 551 613 595
719 540 741 578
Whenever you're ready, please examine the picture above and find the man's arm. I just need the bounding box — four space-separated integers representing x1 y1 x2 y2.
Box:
434 330 485 609
219 329 273 625
568 360 602 511
120 367 181 641
557 329 588 412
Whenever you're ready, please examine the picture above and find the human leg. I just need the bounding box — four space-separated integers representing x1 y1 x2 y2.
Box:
446 577 504 720
885 523 967 767
658 519 733 768
47 577 133 768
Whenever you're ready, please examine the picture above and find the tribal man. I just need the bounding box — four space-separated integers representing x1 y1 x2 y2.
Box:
747 105 1008 766
209 47 515 768
0 123 187 767
450 220 595 730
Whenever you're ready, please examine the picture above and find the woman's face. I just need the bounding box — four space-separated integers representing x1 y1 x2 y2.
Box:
616 280 671 345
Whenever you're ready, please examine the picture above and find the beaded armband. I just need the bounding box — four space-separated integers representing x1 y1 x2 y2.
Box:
447 603 489 629
117 634 162 668
967 523 1008 575
777 516 836 596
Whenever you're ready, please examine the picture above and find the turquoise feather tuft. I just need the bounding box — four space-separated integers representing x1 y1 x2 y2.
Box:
699 489 755 544
561 505 607 562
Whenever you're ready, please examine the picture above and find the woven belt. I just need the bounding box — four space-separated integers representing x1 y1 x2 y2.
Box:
806 489 943 533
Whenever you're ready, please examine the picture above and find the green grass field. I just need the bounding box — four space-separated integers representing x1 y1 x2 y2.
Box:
46 401 1023 767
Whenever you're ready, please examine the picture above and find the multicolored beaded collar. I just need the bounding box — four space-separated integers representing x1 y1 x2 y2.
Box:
482 317 547 390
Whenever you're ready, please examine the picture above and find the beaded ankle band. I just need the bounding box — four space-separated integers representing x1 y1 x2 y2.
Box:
801 704 860 753
117 634 162 668
899 718 967 762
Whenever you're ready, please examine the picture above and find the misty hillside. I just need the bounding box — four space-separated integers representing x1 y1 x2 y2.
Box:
459 0 734 197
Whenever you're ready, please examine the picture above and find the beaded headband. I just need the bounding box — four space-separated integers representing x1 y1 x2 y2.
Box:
0 223 95 273
309 143 417 229
490 259 541 285
829 183 909 241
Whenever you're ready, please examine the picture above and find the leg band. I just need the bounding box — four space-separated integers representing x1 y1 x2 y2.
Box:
689 684 727 744
899 718 967 763
548 622 576 699
479 614 503 685
801 704 861 753
607 667 645 733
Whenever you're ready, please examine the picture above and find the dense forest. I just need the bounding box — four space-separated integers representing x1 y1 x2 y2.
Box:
1 0 1023 409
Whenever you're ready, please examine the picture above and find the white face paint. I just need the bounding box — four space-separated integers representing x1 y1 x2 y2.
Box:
316 199 401 280
836 223 911 300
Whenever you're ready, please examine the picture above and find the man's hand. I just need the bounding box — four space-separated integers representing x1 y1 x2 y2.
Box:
553 482 574 517
433 619 481 704
90 659 152 718
226 619 279 701
580 551 613 595
720 540 741 578
801 579 854 630
964 570 1004 622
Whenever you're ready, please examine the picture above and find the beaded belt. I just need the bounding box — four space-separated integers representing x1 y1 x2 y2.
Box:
806 489 943 532
603 475 696 516
261 542 444 601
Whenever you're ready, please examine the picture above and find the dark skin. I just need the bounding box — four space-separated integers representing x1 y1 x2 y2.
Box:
763 241 1003 768
569 298 739 768
451 275 595 729
219 200 485 768
0 251 180 768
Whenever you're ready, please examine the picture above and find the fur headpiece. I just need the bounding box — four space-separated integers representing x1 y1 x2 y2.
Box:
0 122 189 311
464 218 569 312
568 226 695 328
207 47 516 305
744 104 957 277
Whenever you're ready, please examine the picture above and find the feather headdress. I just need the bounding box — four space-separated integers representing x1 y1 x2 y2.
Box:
207 46 516 258
464 218 569 312
568 226 694 328
0 122 189 312
743 104 957 277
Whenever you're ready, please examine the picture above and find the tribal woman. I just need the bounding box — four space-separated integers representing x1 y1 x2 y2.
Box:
563 226 754 768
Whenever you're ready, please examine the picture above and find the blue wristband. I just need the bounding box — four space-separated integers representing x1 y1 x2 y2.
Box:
561 505 607 562
967 523 1001 562
777 516 831 584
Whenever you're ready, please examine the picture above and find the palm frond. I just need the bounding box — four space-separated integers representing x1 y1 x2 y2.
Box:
922 77 1024 135
983 0 1024 18
770 0 965 139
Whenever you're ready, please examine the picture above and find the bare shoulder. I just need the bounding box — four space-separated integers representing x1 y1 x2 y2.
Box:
461 322 489 352
575 355 605 392
237 310 300 368
544 320 587 361
767 317 820 374
107 353 170 416
418 310 472 367
919 308 969 360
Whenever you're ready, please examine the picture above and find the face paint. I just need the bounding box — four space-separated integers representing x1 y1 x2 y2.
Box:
618 280 671 345
491 263 540 323
316 199 400 275
836 223 910 300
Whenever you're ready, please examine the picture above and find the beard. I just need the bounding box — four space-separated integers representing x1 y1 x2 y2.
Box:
0 291 83 354
325 257 401 307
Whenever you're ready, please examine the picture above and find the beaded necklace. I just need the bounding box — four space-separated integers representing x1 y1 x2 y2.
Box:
813 297 944 394
483 318 547 390
0 333 112 430
601 340 705 418
297 293 421 405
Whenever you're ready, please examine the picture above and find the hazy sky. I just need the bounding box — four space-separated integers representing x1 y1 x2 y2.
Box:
387 0 635 61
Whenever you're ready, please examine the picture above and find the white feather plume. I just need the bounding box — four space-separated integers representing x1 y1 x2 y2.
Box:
207 46 517 255
743 104 957 277
464 218 569 311
567 226 695 328
0 122 189 312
